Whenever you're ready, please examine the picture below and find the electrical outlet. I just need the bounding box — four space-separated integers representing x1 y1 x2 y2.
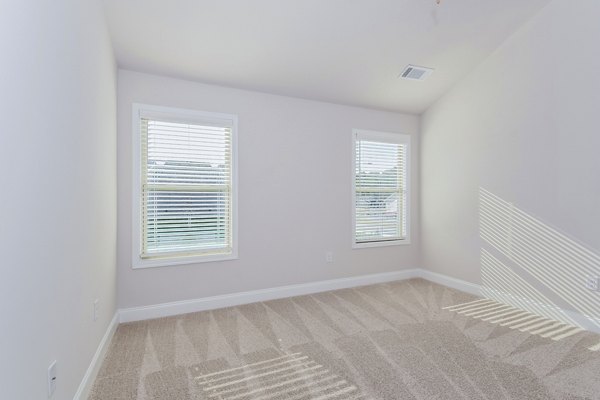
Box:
585 276 599 291
325 251 333 263
93 299 99 322
47 361 57 397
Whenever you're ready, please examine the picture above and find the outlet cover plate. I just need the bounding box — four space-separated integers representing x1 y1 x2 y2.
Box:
585 276 599 291
48 360 57 397
325 251 333 263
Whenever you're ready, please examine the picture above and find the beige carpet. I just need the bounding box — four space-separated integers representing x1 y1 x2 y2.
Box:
90 279 600 399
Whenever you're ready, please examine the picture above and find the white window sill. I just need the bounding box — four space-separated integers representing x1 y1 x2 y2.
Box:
132 253 238 269
353 239 410 249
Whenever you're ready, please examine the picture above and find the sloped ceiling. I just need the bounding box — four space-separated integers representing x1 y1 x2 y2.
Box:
103 0 550 113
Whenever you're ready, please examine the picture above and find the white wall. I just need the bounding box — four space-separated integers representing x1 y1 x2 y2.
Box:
421 0 600 320
117 70 419 308
0 1 117 398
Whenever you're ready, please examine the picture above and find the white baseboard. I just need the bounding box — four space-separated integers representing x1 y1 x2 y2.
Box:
73 313 119 400
416 269 600 335
416 269 481 296
480 286 600 334
117 266 599 333
119 269 420 323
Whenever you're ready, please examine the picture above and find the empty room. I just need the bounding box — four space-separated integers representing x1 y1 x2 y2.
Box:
3 0 600 399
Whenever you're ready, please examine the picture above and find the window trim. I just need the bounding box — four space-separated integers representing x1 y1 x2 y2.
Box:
131 103 238 269
351 129 411 249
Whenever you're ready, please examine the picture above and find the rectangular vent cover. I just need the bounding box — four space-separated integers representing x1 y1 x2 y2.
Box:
400 65 434 81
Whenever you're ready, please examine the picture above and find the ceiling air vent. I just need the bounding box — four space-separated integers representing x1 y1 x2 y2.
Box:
399 65 434 81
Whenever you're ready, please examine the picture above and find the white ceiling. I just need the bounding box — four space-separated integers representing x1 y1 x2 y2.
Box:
103 0 550 114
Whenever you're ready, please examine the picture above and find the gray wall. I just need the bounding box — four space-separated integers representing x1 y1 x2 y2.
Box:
117 70 420 309
421 0 600 322
0 0 117 398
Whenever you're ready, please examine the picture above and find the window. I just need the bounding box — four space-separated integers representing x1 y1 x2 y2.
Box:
352 129 410 247
132 104 237 268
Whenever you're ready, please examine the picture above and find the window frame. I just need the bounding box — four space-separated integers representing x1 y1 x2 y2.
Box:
351 129 411 249
131 103 238 269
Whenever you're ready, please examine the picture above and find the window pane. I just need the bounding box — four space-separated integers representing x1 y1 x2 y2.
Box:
355 191 400 241
141 118 233 257
354 136 407 243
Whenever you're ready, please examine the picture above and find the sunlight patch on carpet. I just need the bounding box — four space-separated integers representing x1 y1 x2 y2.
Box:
443 299 588 343
195 352 371 400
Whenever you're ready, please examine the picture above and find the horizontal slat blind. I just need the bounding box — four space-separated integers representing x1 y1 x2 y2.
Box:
141 118 233 258
355 137 406 243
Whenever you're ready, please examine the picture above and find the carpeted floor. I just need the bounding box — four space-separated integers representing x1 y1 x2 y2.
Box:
90 279 600 399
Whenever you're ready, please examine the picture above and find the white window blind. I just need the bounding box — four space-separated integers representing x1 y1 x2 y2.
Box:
353 130 409 245
135 106 237 266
